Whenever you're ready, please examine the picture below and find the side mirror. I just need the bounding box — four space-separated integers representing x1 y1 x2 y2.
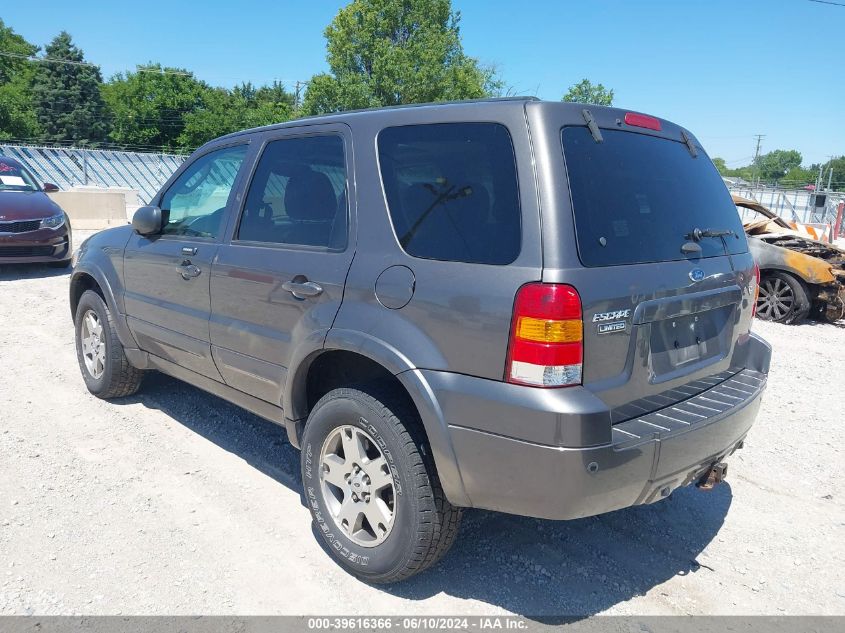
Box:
43 182 60 193
132 205 163 235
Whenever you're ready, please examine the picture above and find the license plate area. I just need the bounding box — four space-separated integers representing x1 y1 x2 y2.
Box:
649 306 732 376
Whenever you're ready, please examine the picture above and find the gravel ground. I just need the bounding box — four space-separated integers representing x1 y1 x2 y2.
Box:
0 230 843 616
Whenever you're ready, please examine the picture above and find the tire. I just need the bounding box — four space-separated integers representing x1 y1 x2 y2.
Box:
301 385 462 583
74 289 144 398
756 271 810 324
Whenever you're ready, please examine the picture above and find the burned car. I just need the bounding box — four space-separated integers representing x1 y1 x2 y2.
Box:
735 195 845 323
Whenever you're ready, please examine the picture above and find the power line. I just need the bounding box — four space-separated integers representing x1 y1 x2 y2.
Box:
808 0 845 7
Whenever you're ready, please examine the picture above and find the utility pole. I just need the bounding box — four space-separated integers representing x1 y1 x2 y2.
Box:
752 134 765 187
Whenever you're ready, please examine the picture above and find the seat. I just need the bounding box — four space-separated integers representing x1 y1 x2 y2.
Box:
282 169 337 247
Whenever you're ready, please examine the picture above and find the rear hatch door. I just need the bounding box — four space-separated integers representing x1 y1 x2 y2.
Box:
531 103 757 422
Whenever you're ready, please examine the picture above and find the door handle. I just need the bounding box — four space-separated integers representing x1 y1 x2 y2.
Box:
177 262 202 280
282 280 323 299
182 246 198 256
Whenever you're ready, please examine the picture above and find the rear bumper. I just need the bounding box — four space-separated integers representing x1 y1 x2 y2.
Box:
424 334 770 520
0 227 71 263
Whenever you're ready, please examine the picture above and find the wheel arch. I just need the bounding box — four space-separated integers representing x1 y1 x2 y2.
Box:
69 266 137 350
285 330 471 507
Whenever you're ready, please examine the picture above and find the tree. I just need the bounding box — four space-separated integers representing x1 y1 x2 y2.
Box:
781 165 816 188
0 19 40 140
753 149 802 182
811 156 845 191
712 157 728 175
179 81 295 148
102 64 209 150
31 31 109 145
301 0 501 115
562 79 614 106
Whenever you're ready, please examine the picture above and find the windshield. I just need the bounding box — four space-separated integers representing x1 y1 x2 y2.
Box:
0 160 39 192
562 127 747 267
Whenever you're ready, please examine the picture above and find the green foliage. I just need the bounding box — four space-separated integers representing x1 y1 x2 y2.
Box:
562 79 614 106
301 0 501 115
103 68 297 151
0 19 40 140
711 157 728 175
102 64 209 150
31 32 109 145
824 156 845 189
780 165 816 188
808 156 845 190
179 82 295 148
753 149 802 182
720 149 826 188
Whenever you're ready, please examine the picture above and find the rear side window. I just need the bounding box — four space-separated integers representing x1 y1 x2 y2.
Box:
562 127 747 267
378 123 521 265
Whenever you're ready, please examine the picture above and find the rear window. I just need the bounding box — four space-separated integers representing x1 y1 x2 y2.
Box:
378 123 521 265
562 127 747 267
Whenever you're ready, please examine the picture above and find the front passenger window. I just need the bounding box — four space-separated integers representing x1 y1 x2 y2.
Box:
160 145 248 239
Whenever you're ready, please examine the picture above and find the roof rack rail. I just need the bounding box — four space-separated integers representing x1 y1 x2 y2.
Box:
216 96 542 143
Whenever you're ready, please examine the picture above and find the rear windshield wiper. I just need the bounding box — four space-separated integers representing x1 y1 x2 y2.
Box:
686 227 736 241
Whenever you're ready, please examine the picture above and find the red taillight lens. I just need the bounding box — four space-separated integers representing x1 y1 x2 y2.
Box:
624 112 662 131
751 263 760 317
506 283 583 388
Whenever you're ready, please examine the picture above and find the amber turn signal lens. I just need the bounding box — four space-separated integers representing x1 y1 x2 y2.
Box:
516 317 582 343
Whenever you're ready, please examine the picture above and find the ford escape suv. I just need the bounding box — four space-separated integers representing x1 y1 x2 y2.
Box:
70 98 771 583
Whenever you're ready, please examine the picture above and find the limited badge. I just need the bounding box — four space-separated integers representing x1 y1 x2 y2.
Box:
597 321 626 334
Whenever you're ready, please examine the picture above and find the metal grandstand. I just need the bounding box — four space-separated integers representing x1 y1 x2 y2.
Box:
0 144 187 203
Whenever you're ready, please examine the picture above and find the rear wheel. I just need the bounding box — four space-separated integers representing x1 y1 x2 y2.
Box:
301 385 462 583
756 271 810 324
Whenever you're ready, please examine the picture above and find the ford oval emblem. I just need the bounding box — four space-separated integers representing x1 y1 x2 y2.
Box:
689 268 705 282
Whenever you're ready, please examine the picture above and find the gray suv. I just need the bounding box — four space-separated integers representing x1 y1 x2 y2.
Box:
70 98 771 583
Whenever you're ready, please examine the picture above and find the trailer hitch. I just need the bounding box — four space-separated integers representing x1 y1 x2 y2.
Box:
696 462 728 491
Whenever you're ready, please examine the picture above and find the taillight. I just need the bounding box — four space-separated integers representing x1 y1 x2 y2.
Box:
506 283 583 388
751 263 760 317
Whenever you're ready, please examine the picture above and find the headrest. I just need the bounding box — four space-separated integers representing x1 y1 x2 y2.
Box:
284 169 337 221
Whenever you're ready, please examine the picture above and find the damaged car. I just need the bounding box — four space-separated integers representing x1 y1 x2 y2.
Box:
734 195 845 323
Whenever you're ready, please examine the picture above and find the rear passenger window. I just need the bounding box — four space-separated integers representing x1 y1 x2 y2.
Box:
378 123 521 265
237 135 347 249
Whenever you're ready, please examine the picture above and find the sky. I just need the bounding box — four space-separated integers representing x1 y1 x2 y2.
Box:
4 0 843 166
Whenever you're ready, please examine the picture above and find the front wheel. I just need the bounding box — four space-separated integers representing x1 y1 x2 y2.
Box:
74 290 144 398
301 385 462 583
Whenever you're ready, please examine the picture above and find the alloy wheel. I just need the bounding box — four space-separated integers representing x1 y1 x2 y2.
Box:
80 309 106 379
319 424 396 547
756 277 794 321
